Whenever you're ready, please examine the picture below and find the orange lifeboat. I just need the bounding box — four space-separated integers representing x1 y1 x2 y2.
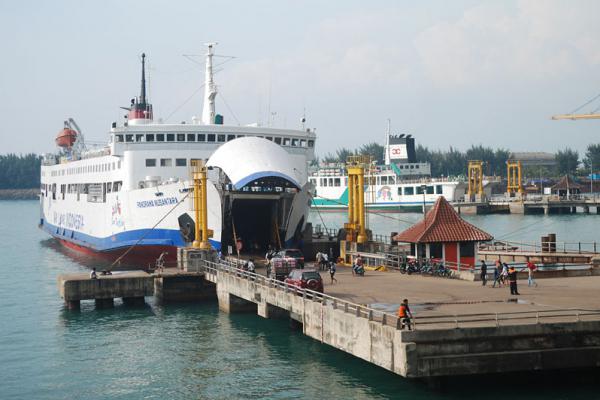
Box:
55 128 77 148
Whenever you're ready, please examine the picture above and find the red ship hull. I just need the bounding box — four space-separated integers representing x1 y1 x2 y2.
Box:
58 238 178 269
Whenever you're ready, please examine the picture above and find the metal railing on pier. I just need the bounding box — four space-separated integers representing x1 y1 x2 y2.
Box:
192 258 600 331
480 239 600 255
312 225 392 245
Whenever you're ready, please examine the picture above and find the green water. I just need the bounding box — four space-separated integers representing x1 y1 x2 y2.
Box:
1 201 599 399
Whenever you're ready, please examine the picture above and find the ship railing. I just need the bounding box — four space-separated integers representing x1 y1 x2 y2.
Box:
313 225 339 239
196 258 600 330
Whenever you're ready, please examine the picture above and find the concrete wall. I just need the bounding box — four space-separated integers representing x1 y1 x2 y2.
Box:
155 274 216 302
402 321 600 377
211 272 414 376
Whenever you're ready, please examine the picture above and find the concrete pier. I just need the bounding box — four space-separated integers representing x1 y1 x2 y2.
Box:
58 271 153 309
452 196 600 215
194 259 600 379
57 251 600 378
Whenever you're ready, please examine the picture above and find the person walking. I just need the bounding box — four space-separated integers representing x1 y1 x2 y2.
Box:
527 260 538 287
492 260 502 287
501 262 509 286
321 252 329 271
480 260 488 286
508 266 520 295
90 267 97 279
397 299 414 330
315 251 323 270
329 261 337 284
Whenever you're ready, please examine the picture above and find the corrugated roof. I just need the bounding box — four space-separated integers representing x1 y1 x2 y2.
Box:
392 197 493 243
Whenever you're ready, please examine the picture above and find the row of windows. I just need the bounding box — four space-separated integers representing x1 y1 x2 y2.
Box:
399 185 443 196
42 181 122 201
397 164 421 170
115 133 315 148
145 158 188 167
311 175 403 187
50 161 122 177
308 177 444 196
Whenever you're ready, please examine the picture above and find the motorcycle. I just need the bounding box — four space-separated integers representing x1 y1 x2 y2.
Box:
353 264 365 276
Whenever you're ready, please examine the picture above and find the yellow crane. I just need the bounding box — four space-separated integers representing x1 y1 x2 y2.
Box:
552 93 600 120
552 113 600 120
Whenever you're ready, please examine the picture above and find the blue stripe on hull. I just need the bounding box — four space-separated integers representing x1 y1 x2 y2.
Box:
40 219 221 252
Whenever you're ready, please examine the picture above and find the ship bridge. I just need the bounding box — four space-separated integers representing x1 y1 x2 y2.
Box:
207 137 309 253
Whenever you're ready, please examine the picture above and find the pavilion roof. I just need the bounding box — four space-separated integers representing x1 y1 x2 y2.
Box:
392 197 493 244
551 175 582 190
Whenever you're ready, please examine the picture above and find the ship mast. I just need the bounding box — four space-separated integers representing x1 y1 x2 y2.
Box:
140 53 147 105
385 119 391 165
202 42 218 125
125 52 153 125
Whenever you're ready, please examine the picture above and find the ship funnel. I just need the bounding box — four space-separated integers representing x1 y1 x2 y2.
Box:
201 42 218 125
128 53 154 125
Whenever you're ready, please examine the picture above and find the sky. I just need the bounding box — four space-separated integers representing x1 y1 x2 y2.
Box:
1 0 599 157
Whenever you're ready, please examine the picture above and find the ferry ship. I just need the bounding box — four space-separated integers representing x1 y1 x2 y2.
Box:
310 133 462 212
40 44 316 264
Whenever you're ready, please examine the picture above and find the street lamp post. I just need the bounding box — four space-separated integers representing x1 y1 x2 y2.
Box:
591 160 594 197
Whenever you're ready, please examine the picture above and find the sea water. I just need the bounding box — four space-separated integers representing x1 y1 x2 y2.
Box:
1 200 599 399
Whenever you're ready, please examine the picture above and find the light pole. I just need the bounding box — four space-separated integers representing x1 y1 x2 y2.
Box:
420 184 427 218
591 160 594 197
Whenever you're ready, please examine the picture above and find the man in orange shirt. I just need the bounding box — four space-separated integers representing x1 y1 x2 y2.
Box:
397 299 414 330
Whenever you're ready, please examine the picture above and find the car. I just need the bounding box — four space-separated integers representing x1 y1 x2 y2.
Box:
274 248 305 268
284 269 324 293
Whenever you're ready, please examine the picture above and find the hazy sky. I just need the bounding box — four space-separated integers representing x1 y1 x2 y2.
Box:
1 0 599 157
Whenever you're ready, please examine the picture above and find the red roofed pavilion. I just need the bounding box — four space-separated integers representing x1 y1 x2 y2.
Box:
393 197 493 269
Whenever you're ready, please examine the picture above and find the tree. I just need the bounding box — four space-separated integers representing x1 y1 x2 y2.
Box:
322 153 337 164
358 142 384 164
444 147 467 177
0 153 41 189
335 147 353 163
493 149 510 177
583 144 600 172
555 148 579 175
